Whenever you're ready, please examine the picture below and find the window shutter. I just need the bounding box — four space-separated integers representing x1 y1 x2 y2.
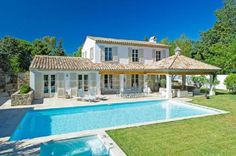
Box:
128 47 132 63
152 49 156 62
90 48 94 60
70 73 77 97
57 73 65 97
112 47 118 62
162 50 166 59
100 46 105 62
139 49 144 63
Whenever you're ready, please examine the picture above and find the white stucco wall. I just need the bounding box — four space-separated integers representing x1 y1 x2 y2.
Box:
82 38 96 62
96 43 169 64
82 37 169 64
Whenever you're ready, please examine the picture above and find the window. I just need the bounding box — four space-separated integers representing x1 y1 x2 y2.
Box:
155 51 161 61
131 74 139 87
51 75 56 93
78 75 83 89
132 49 139 62
84 75 88 92
104 74 113 89
44 75 49 93
105 47 112 61
78 74 89 92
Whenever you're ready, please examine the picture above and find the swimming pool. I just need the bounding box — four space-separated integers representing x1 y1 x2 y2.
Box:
10 100 223 141
40 135 110 156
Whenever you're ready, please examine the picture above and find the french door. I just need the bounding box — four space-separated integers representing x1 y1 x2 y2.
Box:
43 74 56 97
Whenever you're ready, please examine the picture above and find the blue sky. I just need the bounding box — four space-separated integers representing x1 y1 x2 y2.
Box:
0 0 223 54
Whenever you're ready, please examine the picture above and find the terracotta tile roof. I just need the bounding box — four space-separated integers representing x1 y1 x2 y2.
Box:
30 55 96 71
145 54 221 71
30 55 220 74
95 62 145 71
88 36 170 48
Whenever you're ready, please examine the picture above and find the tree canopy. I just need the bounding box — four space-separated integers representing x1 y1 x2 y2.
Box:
160 0 236 74
0 36 66 73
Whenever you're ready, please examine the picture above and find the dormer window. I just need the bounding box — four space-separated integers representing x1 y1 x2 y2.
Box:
132 49 139 62
155 51 161 61
105 47 112 61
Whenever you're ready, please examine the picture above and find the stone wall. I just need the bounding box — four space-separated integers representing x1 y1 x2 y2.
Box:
11 90 33 106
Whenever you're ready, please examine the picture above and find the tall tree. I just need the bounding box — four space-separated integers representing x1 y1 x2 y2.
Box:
32 36 66 56
0 36 32 72
192 0 236 73
144 36 149 41
160 35 194 57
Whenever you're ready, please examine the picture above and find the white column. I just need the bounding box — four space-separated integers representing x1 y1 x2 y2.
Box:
96 72 101 95
166 74 172 99
143 74 148 93
209 75 215 96
120 74 124 94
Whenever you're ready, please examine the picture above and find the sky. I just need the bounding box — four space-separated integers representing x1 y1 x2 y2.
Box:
0 0 223 54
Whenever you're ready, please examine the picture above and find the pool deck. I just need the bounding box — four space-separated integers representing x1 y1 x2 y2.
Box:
0 94 203 156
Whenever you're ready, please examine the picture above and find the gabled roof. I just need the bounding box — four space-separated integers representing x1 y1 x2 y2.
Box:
145 54 221 73
30 55 96 71
87 36 170 48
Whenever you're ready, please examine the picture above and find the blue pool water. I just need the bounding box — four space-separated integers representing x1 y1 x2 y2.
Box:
40 135 109 156
10 100 219 141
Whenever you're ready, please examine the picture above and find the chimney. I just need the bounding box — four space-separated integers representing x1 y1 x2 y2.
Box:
175 47 181 55
149 36 157 43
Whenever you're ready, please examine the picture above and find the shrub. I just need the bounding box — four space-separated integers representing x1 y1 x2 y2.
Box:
224 74 236 94
19 84 31 94
160 79 166 88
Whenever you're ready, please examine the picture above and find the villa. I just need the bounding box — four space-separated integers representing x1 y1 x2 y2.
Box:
30 36 220 99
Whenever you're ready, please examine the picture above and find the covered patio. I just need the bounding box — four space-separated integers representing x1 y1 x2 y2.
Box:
97 47 220 98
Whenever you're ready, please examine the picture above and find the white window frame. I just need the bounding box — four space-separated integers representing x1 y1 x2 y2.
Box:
43 74 56 96
131 74 139 87
156 51 161 61
104 74 113 89
78 74 89 92
132 49 139 62
105 47 113 61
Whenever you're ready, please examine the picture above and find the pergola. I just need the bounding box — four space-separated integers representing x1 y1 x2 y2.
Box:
97 47 221 98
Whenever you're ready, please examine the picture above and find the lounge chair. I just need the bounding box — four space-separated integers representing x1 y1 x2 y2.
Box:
96 95 108 101
82 95 99 102
74 89 84 101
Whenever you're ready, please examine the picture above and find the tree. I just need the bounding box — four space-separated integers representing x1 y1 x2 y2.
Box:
224 74 236 94
55 39 65 56
160 37 169 45
32 36 66 56
73 45 83 57
144 36 148 41
0 36 32 72
192 0 236 73
191 75 207 89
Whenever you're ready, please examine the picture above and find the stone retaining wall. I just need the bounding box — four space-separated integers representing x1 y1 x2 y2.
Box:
11 90 33 106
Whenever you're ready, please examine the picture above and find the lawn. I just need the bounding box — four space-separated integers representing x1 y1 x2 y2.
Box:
107 94 236 156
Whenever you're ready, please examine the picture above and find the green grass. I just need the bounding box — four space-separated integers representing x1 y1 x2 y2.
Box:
107 94 236 156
